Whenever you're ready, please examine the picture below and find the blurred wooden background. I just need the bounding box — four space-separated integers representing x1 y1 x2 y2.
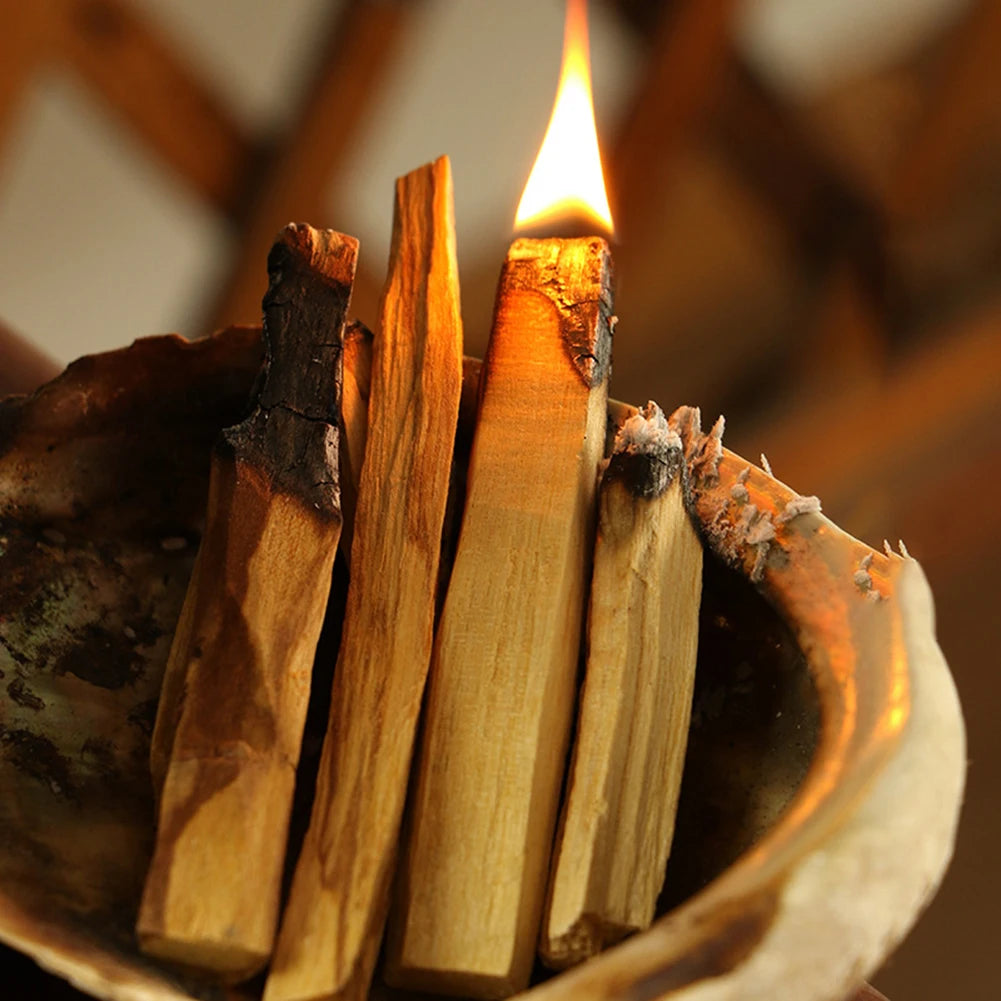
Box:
1 1 999 998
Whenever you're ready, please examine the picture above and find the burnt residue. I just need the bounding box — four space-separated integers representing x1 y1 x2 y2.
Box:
6 677 45 711
0 633 29 668
224 224 358 518
0 726 75 800
504 237 615 388
605 448 683 500
80 737 118 780
604 402 684 500
124 612 164 648
127 698 159 737
52 623 144 690
625 892 780 1000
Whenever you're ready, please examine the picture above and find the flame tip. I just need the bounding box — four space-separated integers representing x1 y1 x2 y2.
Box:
514 0 614 236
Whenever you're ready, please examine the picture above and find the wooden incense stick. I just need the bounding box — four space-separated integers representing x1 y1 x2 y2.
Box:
386 236 613 999
137 224 357 978
148 317 372 798
264 156 463 1001
540 401 703 969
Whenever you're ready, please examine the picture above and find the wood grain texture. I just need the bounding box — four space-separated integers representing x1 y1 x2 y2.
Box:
137 225 357 979
385 237 613 1000
263 158 462 1001
338 318 374 562
541 403 703 968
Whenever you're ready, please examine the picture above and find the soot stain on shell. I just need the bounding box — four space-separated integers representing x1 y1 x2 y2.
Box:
0 726 76 800
51 623 145 690
6 676 45 711
127 698 159 737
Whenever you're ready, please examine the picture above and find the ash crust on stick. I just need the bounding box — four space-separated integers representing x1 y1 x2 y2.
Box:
504 237 614 388
223 224 358 519
605 402 683 499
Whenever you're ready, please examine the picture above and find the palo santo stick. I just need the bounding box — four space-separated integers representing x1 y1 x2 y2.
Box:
540 402 703 969
137 224 357 978
264 156 463 1001
149 317 371 798
386 236 613 999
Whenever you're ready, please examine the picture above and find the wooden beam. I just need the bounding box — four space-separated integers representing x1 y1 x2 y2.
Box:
53 0 253 217
611 0 737 246
0 2 53 162
735 292 1001 513
207 0 416 333
889 0 1001 220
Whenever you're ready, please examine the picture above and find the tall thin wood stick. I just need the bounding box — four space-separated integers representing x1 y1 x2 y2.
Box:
386 236 614 999
137 224 357 979
264 156 463 1001
541 402 703 968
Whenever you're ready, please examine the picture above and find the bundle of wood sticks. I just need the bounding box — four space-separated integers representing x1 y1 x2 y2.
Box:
137 155 704 1001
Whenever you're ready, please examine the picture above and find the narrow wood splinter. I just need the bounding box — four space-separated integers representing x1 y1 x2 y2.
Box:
137 224 358 979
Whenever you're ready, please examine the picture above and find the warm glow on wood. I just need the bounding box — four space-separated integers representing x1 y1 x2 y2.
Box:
515 0 614 235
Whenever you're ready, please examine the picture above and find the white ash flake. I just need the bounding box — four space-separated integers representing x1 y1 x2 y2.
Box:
613 402 680 457
745 514 777 546
705 416 725 469
760 453 773 476
884 539 894 557
730 482 750 504
736 502 778 581
775 494 822 524
853 552 884 599
737 467 750 484
899 539 911 559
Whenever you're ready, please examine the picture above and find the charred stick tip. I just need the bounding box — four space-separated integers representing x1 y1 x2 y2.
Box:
605 401 683 499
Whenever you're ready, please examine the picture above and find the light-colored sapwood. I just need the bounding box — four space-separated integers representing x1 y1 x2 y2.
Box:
385 237 613 1000
137 225 357 979
541 403 703 968
263 156 463 1001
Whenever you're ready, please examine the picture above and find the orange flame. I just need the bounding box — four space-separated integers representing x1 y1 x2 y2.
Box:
515 0 614 235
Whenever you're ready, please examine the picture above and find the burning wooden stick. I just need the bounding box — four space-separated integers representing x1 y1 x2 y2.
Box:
263 156 463 1001
386 236 613 999
137 224 357 978
540 402 703 969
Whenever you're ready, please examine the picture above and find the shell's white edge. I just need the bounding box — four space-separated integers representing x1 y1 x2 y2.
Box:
670 559 965 1001
522 558 966 1001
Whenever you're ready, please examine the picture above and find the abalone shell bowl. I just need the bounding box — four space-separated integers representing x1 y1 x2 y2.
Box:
0 329 964 1001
